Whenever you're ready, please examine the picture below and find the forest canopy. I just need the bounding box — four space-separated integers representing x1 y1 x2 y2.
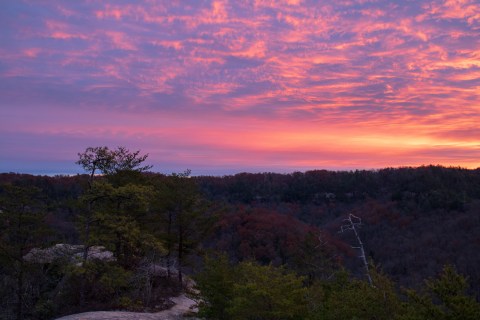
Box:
0 147 479 319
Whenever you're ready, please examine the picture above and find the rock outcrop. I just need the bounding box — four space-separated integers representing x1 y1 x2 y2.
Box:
23 243 115 264
54 294 199 320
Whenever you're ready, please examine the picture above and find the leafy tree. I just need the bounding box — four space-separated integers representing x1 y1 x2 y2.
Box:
215 206 316 266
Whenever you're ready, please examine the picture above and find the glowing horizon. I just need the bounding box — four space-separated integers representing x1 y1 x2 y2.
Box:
1 0 479 175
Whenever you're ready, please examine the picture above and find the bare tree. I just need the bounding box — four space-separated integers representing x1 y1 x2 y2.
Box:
339 213 373 286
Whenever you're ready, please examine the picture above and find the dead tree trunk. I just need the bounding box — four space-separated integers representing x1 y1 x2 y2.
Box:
340 213 373 286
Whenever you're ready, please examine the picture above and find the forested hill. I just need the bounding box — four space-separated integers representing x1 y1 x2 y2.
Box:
194 166 480 290
1 165 480 319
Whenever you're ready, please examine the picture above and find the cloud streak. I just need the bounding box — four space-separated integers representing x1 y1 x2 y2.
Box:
1 0 479 174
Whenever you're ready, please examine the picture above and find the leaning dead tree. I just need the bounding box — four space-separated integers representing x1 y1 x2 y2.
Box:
339 214 373 286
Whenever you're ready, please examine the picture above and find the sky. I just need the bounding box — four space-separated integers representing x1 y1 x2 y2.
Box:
1 0 479 175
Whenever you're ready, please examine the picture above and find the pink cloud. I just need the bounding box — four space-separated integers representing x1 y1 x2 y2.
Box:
23 48 41 58
428 0 480 23
104 31 137 51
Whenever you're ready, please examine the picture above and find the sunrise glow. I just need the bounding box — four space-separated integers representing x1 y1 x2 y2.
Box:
1 0 479 174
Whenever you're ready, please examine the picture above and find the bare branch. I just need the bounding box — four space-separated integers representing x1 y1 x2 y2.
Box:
339 213 373 286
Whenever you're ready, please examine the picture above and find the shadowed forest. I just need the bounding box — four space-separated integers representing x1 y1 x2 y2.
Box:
1 147 480 319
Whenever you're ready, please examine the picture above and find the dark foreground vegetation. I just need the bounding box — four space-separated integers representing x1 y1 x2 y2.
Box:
1 146 480 319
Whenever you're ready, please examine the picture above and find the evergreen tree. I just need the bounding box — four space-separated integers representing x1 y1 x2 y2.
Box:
154 170 216 283
403 265 480 320
195 253 235 320
196 257 308 320
74 146 162 307
0 185 48 320
315 267 404 320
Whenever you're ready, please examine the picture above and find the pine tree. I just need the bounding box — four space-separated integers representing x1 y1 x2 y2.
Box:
0 185 48 320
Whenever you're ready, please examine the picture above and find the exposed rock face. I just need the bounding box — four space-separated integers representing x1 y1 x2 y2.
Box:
23 244 115 264
54 294 199 320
